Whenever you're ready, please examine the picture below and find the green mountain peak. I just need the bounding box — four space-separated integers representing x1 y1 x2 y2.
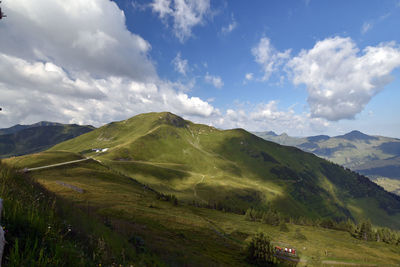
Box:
47 112 400 229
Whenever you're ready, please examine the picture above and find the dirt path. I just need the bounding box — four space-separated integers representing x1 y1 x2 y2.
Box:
23 158 89 172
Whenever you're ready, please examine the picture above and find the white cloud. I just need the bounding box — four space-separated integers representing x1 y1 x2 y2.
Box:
361 22 372 34
200 101 330 136
150 0 211 42
205 73 224 88
361 10 394 35
221 15 237 35
174 93 215 117
287 37 400 121
1 0 156 82
245 73 254 81
0 0 218 128
150 0 173 18
131 1 147 11
0 55 217 126
0 54 104 99
249 101 308 132
252 37 291 81
172 52 189 75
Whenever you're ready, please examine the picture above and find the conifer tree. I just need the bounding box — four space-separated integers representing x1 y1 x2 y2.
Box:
358 220 373 241
245 232 277 266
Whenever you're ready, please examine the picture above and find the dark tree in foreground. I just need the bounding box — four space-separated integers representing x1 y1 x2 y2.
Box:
357 219 373 241
245 232 277 266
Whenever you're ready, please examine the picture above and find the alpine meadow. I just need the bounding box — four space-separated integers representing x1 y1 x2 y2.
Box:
1 112 400 266
1 0 400 266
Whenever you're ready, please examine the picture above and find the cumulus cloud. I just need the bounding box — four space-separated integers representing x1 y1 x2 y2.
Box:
249 101 308 132
202 101 330 136
287 37 400 121
172 52 189 75
204 73 224 88
0 56 217 126
150 0 211 42
0 54 104 99
1 0 156 82
252 37 291 81
0 0 217 128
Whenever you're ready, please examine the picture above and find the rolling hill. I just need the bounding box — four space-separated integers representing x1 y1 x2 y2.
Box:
4 112 400 266
47 112 400 228
254 130 400 195
3 155 400 266
0 122 95 158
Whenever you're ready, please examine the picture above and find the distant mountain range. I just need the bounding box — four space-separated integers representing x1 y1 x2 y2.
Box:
253 130 400 195
0 122 95 158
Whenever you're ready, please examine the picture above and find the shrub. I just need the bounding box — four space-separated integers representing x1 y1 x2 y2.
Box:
245 208 256 221
261 210 280 226
245 232 277 266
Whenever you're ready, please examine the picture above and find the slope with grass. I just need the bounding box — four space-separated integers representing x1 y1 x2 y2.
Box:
0 160 164 266
47 112 400 229
3 152 400 266
254 130 400 195
0 122 94 158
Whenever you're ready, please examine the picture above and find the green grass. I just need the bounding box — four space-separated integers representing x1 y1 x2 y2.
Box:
4 150 84 169
21 112 400 228
254 131 400 185
0 161 164 266
4 112 400 266
4 151 400 266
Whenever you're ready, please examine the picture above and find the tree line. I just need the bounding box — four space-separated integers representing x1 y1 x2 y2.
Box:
244 207 400 245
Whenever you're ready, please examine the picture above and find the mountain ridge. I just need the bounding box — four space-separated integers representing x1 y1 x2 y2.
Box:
0 121 80 135
0 123 95 158
335 130 379 141
48 112 400 228
254 130 400 196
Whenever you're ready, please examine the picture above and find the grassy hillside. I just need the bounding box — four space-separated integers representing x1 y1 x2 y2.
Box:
3 151 400 266
0 123 94 158
0 160 163 266
47 112 400 229
254 130 400 195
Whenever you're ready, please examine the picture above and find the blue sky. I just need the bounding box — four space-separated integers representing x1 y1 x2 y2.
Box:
0 0 399 137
